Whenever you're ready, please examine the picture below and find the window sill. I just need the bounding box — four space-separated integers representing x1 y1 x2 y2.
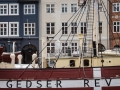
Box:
9 14 19 15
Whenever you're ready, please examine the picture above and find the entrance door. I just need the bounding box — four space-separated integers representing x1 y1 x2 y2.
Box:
22 44 37 64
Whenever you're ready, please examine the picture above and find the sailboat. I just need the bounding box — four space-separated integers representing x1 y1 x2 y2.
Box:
0 0 120 90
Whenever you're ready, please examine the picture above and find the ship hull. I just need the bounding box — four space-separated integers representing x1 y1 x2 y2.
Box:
0 67 120 90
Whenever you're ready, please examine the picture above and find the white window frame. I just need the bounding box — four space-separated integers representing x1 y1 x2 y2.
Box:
98 3 103 12
62 22 68 35
113 21 120 33
46 22 55 34
9 22 19 36
0 4 8 15
9 3 19 15
71 22 77 34
80 22 86 34
113 3 120 12
24 23 35 36
71 42 78 53
62 42 68 53
61 42 78 53
0 22 8 36
61 4 67 13
83 42 87 53
46 4 55 13
24 4 35 14
99 22 102 33
47 43 55 53
71 3 77 13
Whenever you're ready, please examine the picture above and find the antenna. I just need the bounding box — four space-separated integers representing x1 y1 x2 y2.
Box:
27 19 30 44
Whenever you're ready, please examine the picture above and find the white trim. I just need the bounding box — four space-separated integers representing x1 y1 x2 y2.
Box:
24 23 36 36
70 3 77 13
9 22 19 36
112 3 120 12
46 4 55 13
0 22 8 36
71 22 77 35
9 3 19 15
47 42 55 53
62 42 68 54
61 22 68 35
113 21 120 33
46 22 55 34
93 68 101 78
61 3 68 13
0 4 8 15
24 4 35 14
80 22 86 34
70 42 78 52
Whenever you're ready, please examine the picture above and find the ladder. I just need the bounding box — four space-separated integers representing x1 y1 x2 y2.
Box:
84 0 94 56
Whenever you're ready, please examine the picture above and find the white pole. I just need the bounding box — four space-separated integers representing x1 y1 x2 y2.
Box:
93 0 98 56
13 42 15 54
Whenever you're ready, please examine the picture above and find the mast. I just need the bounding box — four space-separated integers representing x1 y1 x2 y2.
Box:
85 0 94 57
85 0 98 57
93 0 98 56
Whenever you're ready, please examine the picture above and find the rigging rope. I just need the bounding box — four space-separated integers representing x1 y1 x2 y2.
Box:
97 0 104 67
101 0 117 49
48 1 89 79
108 0 120 48
16 2 87 80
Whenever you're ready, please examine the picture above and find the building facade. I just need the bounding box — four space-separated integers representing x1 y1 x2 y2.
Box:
0 0 39 63
40 0 109 58
109 0 120 49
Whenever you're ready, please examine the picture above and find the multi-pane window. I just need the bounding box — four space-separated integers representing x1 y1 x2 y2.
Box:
71 4 77 12
24 4 35 14
62 22 68 34
71 42 78 53
62 43 68 53
83 43 87 53
46 23 55 34
99 22 102 33
71 22 77 34
47 43 55 53
113 3 120 12
24 23 35 35
61 4 67 13
98 3 103 12
46 4 55 13
9 4 19 15
80 22 86 34
9 22 19 36
0 4 8 15
0 22 8 36
113 21 120 32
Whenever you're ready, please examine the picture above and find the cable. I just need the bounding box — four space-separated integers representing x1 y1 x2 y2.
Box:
81 0 93 79
54 2 88 68
16 3 86 80
59 6 85 40
101 0 120 49
97 0 104 67
48 0 89 79
108 0 120 48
